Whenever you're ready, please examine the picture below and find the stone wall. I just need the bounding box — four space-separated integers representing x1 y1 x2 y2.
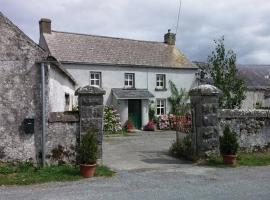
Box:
47 112 79 164
219 109 270 151
0 12 47 162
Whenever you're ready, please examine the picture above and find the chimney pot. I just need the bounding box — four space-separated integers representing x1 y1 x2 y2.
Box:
39 18 51 34
164 29 176 45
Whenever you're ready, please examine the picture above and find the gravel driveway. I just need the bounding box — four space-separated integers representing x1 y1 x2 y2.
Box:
1 131 270 200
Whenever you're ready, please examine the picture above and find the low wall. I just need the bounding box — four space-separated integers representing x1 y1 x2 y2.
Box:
219 109 270 151
47 112 79 164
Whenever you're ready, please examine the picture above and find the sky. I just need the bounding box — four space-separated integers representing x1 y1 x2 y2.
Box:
1 0 270 64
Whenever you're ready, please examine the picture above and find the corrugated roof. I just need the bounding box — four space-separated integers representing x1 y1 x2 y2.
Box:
42 31 197 69
238 65 270 90
112 88 154 99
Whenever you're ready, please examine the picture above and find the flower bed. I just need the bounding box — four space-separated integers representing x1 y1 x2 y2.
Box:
157 114 191 132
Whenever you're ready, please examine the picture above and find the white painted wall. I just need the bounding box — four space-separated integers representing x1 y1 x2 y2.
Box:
48 64 75 112
63 64 197 126
64 64 197 101
241 90 270 109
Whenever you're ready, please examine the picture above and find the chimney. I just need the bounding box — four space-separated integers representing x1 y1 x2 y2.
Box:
164 29 176 45
39 18 51 34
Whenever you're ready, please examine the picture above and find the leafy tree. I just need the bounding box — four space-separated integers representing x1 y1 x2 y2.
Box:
168 80 189 116
207 37 246 109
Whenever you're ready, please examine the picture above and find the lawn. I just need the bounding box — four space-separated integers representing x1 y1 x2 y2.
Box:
0 162 115 186
202 152 270 167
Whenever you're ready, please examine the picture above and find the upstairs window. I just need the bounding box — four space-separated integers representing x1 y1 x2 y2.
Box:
90 72 101 87
65 93 70 111
156 99 166 116
156 74 166 90
124 73 135 88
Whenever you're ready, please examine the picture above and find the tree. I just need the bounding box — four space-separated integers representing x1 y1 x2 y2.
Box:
207 37 246 109
168 80 190 116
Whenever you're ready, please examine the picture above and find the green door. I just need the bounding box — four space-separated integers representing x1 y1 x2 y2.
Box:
128 99 142 129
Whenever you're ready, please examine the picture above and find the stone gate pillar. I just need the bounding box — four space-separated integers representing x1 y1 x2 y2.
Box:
189 84 221 159
75 86 106 159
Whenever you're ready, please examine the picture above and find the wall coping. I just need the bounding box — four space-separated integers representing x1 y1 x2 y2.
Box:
75 85 106 96
48 111 79 123
189 84 221 96
219 109 270 119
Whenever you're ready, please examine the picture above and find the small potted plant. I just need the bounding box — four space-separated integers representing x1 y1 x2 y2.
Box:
78 129 98 178
219 125 239 165
124 120 134 133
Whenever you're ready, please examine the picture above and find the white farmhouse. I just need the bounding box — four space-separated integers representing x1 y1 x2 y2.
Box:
39 19 198 129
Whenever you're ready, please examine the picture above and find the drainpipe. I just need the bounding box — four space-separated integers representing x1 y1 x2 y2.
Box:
41 62 46 167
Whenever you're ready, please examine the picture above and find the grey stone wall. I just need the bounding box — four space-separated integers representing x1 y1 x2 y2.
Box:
0 12 47 162
47 112 79 164
189 84 221 158
219 109 270 151
76 86 106 159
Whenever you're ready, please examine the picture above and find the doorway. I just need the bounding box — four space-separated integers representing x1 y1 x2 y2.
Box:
128 99 142 129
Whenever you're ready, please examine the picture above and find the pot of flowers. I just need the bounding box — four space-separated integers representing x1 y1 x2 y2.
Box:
219 125 239 165
124 120 134 133
78 129 98 178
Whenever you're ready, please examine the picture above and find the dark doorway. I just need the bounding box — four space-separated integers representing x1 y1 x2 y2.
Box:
128 99 142 129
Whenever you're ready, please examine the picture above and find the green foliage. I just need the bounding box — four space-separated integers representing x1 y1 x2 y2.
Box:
104 106 122 134
169 136 192 160
220 125 239 155
78 129 98 165
168 80 190 116
207 36 246 109
148 100 156 121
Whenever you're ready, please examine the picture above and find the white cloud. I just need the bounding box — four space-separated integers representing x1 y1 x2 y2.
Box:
1 0 270 64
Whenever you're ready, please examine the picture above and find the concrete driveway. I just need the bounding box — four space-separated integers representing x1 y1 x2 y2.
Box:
102 131 188 171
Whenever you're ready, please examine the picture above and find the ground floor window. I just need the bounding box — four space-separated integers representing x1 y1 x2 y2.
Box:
156 99 166 116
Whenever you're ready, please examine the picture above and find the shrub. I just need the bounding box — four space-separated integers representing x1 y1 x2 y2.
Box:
103 106 122 134
78 129 98 165
169 136 192 160
143 121 155 131
220 125 239 155
157 115 171 130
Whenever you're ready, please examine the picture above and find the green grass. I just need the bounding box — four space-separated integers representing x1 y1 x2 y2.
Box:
0 162 115 186
201 152 270 167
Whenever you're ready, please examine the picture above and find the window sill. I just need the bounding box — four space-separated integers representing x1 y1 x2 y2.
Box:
155 88 167 91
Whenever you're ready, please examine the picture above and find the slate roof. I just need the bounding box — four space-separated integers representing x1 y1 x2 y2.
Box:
112 88 154 99
42 31 197 69
238 65 270 90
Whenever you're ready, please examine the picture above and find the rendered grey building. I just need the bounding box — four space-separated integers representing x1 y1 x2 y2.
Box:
39 18 198 129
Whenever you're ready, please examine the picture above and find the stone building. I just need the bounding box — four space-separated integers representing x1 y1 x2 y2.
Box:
39 19 198 129
0 12 76 162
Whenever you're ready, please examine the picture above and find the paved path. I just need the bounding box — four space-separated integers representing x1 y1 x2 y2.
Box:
103 131 188 171
1 131 270 200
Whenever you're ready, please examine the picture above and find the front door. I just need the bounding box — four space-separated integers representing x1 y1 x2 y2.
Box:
128 99 142 129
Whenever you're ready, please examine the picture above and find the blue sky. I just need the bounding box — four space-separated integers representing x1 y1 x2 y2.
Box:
1 0 270 64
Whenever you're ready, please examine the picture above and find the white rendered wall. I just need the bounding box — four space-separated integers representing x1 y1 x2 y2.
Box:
241 90 270 109
64 64 197 113
48 64 75 112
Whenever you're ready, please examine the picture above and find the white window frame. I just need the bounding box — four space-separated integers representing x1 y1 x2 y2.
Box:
156 74 166 89
124 73 135 88
90 71 101 87
156 99 166 116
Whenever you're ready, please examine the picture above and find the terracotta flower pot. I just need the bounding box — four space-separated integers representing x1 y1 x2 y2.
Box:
80 164 96 178
223 155 237 165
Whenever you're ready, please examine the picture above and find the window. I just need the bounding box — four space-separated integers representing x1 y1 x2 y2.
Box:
156 74 166 90
90 72 101 87
65 93 70 111
124 73 135 88
156 99 166 116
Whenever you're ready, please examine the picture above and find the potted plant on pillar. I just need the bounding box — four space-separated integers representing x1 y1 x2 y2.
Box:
219 125 239 165
78 129 98 178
